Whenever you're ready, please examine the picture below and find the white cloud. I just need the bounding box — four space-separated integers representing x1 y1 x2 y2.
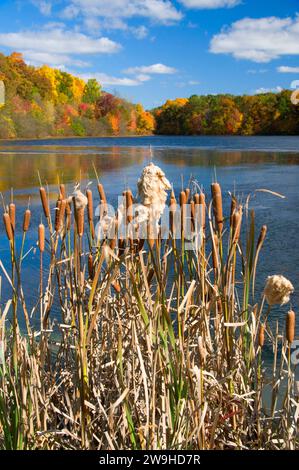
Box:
188 80 200 85
23 51 90 68
210 16 299 63
62 0 182 24
255 86 283 94
0 28 121 55
81 72 147 86
277 66 299 73
132 25 149 39
32 0 52 16
125 63 177 74
179 0 240 9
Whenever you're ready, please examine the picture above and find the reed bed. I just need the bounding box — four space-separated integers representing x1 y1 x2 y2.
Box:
0 174 298 450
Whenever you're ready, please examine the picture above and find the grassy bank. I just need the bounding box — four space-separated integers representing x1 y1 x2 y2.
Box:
0 176 297 450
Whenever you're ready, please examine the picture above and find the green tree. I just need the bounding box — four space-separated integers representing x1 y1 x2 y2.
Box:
83 79 102 104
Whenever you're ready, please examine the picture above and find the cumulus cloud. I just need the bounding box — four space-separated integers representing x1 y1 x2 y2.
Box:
31 0 52 16
125 63 177 74
0 27 120 58
62 0 182 23
179 0 240 8
210 16 299 63
81 72 148 86
23 51 90 68
277 66 299 73
255 86 283 94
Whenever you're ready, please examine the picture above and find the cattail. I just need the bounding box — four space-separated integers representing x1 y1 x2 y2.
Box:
180 191 187 235
257 225 267 250
59 184 66 200
126 190 133 224
57 199 66 232
88 254 94 279
258 324 265 347
169 191 177 236
38 224 45 252
232 206 242 242
286 310 295 344
77 207 84 237
112 281 121 293
230 196 237 227
55 199 62 232
185 188 190 203
23 209 31 232
39 187 50 219
66 202 71 231
211 183 224 233
3 213 13 241
97 183 107 203
86 189 93 223
194 193 206 231
9 203 16 232
190 200 195 232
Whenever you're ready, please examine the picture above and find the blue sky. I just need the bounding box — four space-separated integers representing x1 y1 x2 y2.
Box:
0 0 299 108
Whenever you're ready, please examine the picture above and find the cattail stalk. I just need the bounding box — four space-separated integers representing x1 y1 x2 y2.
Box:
211 183 224 234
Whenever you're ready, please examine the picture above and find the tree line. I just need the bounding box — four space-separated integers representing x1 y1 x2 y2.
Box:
0 52 154 139
153 93 299 136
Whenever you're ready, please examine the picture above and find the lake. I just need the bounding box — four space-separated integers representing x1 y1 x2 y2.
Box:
0 135 299 344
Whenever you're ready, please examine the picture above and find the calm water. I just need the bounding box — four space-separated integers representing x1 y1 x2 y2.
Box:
0 136 298 346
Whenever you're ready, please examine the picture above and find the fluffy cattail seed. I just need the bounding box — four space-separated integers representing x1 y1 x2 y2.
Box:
40 187 50 219
38 224 45 252
9 203 16 232
258 324 265 347
3 213 13 241
23 209 31 232
286 310 295 344
211 183 224 233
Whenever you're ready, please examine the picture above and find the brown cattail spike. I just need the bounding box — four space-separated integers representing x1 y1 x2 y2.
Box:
211 183 224 234
257 225 267 250
126 190 133 224
38 224 45 252
55 199 62 232
59 184 66 200
286 310 295 344
230 196 237 227
232 206 242 243
97 183 107 204
258 324 265 347
86 189 93 223
77 207 85 237
9 203 16 232
3 213 13 241
40 187 50 218
23 209 31 232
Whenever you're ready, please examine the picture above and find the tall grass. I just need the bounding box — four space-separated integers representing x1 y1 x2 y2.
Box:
0 177 297 450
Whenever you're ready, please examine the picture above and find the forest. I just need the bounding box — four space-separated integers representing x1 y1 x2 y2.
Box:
0 52 299 139
0 52 154 139
153 92 299 136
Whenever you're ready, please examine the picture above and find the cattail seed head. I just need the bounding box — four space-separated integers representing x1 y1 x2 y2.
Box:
3 213 13 241
40 187 50 219
257 225 267 250
126 190 133 224
258 324 265 347
232 206 242 242
59 184 66 200
57 199 66 232
9 203 16 232
38 224 45 252
211 183 224 233
97 183 107 203
23 209 31 232
286 310 295 343
230 196 237 227
55 199 62 232
185 188 190 202
86 189 93 223
77 207 85 237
